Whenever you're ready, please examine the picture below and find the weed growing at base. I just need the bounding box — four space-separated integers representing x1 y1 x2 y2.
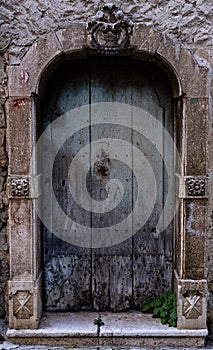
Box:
142 290 177 327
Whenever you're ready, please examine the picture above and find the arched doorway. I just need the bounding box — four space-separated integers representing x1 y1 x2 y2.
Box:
40 56 174 312
6 23 208 335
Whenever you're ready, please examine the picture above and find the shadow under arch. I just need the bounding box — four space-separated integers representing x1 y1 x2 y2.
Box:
37 49 181 100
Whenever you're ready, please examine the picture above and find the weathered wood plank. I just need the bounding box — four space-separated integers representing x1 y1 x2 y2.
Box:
132 63 173 306
90 60 133 310
110 255 133 311
44 255 92 311
43 62 92 310
92 255 110 311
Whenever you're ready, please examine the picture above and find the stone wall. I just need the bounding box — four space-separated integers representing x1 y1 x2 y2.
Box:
1 0 213 63
1 0 213 332
0 53 9 318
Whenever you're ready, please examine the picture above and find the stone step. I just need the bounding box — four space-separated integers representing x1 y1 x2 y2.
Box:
6 311 207 348
1 347 213 350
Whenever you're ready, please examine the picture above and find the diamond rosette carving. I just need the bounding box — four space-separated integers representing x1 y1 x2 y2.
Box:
186 177 206 197
13 291 33 319
88 3 134 54
10 178 29 197
182 290 202 319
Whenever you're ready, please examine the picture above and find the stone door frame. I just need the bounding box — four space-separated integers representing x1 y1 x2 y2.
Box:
6 23 209 330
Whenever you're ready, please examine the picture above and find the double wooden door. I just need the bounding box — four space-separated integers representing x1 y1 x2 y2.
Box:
42 58 174 311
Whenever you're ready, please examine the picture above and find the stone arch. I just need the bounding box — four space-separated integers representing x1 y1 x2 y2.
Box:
8 24 208 98
6 21 208 337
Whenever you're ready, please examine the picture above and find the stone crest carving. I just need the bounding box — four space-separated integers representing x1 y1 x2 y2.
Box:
10 178 29 197
87 3 134 54
180 281 205 320
186 176 206 197
182 290 202 319
13 291 33 319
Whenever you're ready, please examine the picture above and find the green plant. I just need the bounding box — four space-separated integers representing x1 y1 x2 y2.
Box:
94 316 105 339
94 316 105 328
142 290 177 327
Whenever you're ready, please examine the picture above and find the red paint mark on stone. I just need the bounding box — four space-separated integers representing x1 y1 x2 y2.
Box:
13 98 30 108
14 213 24 225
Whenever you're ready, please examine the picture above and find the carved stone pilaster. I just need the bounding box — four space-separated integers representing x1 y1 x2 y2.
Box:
175 271 207 329
87 3 134 55
177 175 208 198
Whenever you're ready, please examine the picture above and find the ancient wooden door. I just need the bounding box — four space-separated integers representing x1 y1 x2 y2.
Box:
42 58 174 311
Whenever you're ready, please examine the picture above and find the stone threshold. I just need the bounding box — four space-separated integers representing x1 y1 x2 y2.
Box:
7 311 208 348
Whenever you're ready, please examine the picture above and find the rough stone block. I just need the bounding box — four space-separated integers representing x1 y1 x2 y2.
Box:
0 230 6 246
8 32 62 97
6 97 33 175
0 128 5 159
133 24 163 56
0 102 6 128
184 199 206 279
0 128 5 146
9 198 33 278
184 98 208 175
133 24 208 98
176 49 208 97
56 23 88 53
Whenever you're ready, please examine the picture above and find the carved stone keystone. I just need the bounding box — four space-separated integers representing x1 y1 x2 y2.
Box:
87 3 134 54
